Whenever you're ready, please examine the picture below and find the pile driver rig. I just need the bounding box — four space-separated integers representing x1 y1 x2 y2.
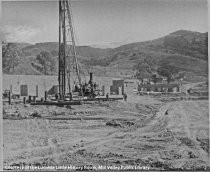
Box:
58 0 82 99
58 0 102 100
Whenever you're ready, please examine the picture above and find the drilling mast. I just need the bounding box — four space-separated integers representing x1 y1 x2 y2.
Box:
58 0 82 99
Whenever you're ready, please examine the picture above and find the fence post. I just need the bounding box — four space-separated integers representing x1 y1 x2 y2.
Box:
8 91 11 105
23 97 26 104
28 96 32 103
36 85 38 97
102 85 105 96
10 85 12 94
33 96 36 103
45 91 47 101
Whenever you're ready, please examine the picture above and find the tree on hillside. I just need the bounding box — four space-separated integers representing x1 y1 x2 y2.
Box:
151 74 158 84
49 57 57 74
157 65 179 83
157 67 172 83
36 51 56 75
51 50 58 57
133 56 157 80
175 71 186 80
2 43 22 73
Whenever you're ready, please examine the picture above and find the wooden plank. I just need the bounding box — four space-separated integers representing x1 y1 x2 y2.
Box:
30 97 122 105
43 116 132 121
83 97 123 101
44 117 106 120
30 101 81 106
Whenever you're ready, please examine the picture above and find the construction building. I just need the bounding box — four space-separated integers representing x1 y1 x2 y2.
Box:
138 83 181 93
110 79 124 95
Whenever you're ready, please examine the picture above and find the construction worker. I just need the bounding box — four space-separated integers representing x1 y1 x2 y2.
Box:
55 93 59 100
123 93 127 101
69 92 73 101
94 82 97 90
82 85 86 94
106 93 109 99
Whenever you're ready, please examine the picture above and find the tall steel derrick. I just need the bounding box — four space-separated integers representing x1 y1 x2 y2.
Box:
58 0 82 99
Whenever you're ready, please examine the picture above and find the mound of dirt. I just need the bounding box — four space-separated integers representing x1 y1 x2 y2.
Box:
106 120 122 127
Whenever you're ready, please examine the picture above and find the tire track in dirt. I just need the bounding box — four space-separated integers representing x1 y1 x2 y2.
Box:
154 101 209 169
5 136 121 165
176 102 209 163
137 102 174 133
5 124 123 165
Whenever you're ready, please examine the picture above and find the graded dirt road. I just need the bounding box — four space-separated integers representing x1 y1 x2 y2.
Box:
3 85 209 170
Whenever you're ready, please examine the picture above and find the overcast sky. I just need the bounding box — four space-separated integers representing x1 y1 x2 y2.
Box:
1 0 208 48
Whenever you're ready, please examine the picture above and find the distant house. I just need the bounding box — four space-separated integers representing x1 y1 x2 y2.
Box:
141 78 149 84
138 83 180 93
155 77 163 83
140 76 168 85
195 38 200 42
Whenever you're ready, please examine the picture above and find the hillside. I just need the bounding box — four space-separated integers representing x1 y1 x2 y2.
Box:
22 42 110 61
2 30 208 81
9 42 32 50
91 30 208 79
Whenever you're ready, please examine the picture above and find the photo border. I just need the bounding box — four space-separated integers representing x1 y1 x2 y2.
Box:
0 0 209 171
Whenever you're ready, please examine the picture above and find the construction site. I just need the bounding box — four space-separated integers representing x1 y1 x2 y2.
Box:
2 0 209 171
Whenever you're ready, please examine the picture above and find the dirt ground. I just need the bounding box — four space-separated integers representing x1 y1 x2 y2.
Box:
3 83 209 170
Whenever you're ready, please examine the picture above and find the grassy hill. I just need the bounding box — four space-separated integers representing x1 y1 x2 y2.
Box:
2 30 208 81
22 42 110 61
91 30 208 79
